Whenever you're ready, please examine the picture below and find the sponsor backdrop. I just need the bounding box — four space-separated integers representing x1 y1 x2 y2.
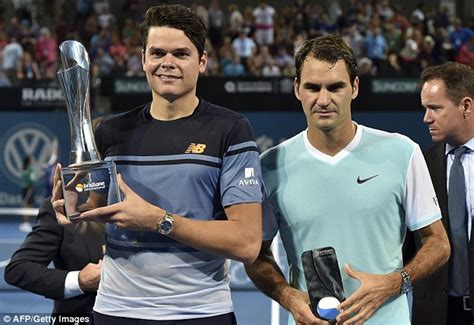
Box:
0 74 432 293
0 110 431 208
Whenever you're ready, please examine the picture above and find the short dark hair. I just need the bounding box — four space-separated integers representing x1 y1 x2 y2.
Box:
421 62 474 105
140 4 207 58
295 34 358 84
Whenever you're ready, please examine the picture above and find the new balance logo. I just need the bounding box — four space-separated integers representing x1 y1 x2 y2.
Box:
185 143 207 154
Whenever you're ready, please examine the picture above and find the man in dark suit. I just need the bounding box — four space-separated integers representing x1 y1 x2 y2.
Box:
4 198 104 319
411 62 473 325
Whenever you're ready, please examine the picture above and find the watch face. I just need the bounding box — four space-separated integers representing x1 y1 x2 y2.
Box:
160 220 172 233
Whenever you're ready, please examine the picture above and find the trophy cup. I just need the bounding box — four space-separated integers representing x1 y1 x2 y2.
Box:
57 40 120 220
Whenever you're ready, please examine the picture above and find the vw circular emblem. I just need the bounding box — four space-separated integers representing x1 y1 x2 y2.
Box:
1 123 57 182
224 81 236 93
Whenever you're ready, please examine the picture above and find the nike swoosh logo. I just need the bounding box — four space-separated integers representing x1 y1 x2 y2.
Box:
357 175 379 184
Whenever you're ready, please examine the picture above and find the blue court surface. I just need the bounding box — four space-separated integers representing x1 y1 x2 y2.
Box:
0 215 289 325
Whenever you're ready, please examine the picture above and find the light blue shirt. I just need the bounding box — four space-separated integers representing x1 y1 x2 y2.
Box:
262 124 441 325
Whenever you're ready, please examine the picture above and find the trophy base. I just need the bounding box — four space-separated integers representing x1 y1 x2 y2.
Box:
60 161 120 220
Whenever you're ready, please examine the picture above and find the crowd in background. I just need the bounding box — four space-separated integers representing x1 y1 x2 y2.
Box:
0 0 473 86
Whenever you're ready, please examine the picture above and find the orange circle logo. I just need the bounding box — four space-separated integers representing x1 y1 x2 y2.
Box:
75 183 84 192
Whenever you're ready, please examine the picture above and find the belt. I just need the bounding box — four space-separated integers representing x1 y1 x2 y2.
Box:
448 295 471 311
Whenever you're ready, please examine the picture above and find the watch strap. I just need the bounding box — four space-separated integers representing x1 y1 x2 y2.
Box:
399 270 411 294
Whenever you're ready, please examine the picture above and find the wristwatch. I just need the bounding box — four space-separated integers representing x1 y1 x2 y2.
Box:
399 270 412 294
157 211 174 235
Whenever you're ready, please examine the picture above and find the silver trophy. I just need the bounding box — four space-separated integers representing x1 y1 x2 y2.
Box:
57 40 120 220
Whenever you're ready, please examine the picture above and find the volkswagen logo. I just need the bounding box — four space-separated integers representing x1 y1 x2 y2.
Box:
1 123 57 182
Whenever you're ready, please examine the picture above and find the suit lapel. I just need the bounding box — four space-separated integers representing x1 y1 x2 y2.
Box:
425 142 449 231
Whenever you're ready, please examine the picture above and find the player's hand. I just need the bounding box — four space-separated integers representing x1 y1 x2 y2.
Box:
78 260 102 292
336 264 401 324
51 164 67 222
51 163 89 233
79 174 163 231
281 287 328 324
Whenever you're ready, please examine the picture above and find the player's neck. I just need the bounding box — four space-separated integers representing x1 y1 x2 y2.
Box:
150 94 199 121
307 121 357 156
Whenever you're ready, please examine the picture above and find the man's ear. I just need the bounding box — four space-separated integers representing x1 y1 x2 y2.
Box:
199 51 208 73
294 77 301 101
461 96 472 118
351 76 359 100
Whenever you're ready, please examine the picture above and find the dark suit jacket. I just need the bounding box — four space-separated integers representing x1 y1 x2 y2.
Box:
409 142 474 324
4 199 105 316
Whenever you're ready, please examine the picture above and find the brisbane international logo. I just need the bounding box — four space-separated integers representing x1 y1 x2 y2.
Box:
1 123 57 182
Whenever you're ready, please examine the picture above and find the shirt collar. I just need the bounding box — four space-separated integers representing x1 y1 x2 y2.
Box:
445 137 474 156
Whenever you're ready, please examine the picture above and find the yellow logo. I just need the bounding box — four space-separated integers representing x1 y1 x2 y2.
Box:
185 143 207 154
75 183 84 192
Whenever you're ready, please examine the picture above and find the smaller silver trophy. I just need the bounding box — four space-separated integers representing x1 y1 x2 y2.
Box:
57 40 120 220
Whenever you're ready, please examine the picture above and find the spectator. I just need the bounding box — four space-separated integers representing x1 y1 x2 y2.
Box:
378 0 394 22
92 47 114 77
412 2 426 24
365 26 388 71
380 52 403 77
17 51 41 81
315 13 337 34
0 32 8 51
449 18 474 54
253 0 276 45
274 46 293 70
2 37 23 84
227 4 243 39
261 57 281 77
358 57 375 76
208 0 224 47
344 24 365 59
125 46 142 77
418 35 436 71
108 32 127 64
0 65 12 87
231 29 257 68
399 30 421 76
34 27 57 80
89 27 110 59
384 23 402 53
390 5 411 33
121 17 139 44
456 37 474 68
218 36 233 69
434 6 451 29
247 44 272 76
192 2 209 30
96 4 115 29
5 16 21 41
223 52 246 76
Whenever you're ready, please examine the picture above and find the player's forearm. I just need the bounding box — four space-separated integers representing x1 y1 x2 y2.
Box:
404 221 450 283
168 206 262 264
245 248 294 309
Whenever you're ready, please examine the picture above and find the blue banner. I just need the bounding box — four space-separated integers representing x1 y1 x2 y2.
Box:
0 112 70 207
